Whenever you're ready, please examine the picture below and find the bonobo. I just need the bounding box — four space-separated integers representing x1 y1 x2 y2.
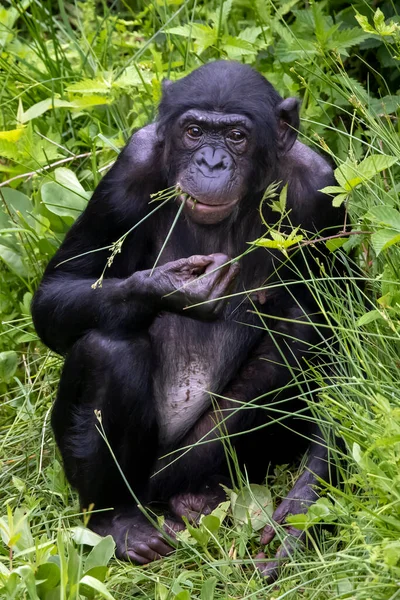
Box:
32 61 343 579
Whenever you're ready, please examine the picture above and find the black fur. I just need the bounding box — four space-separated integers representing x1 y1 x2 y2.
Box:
32 61 343 573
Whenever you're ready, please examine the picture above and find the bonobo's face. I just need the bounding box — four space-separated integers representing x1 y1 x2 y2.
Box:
172 110 255 225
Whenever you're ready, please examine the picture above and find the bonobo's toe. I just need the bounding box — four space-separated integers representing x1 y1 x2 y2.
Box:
91 511 176 564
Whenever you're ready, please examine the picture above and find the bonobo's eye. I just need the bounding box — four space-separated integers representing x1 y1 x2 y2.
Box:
226 129 246 143
186 125 203 139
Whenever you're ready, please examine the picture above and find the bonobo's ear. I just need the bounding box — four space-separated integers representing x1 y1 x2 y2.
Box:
277 97 300 155
162 79 173 95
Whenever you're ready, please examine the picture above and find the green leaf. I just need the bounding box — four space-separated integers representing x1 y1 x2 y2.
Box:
371 229 400 255
0 351 18 382
319 185 346 195
332 193 349 208
222 35 257 58
41 169 90 219
200 515 220 534
356 310 384 327
35 563 60 594
66 78 112 95
232 484 273 531
19 98 74 123
0 244 28 277
326 237 347 252
71 95 111 108
355 11 376 34
201 577 217 600
174 592 190 600
366 206 400 231
79 575 116 600
72 526 104 546
358 154 397 180
0 128 24 142
84 536 115 572
0 187 33 226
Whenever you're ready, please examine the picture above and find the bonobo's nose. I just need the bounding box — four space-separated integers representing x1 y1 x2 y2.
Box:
194 147 230 173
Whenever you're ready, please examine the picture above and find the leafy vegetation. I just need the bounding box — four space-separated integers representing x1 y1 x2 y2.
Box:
0 0 400 598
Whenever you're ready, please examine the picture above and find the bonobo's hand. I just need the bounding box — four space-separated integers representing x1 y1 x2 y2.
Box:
159 253 239 318
255 478 317 581
122 254 239 319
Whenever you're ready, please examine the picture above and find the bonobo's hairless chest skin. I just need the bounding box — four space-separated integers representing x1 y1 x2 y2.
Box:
32 61 343 580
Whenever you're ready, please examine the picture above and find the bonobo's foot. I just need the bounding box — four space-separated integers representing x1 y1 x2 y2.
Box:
256 479 318 581
90 511 177 565
169 482 227 523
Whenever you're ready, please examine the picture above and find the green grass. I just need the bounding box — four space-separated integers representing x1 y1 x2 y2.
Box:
1 0 400 598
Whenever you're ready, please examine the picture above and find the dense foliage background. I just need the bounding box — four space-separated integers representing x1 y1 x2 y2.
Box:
0 0 400 598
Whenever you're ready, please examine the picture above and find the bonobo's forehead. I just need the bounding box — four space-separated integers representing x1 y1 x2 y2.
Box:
178 110 252 131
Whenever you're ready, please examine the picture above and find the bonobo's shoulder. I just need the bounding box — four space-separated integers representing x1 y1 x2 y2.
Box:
122 123 162 169
286 141 333 185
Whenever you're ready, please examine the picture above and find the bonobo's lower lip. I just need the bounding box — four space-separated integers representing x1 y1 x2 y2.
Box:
177 193 238 215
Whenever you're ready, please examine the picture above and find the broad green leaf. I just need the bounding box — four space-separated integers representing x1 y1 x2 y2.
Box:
35 563 60 594
85 536 115 571
238 26 263 44
0 351 18 382
54 167 87 195
79 575 116 600
371 229 400 255
0 187 33 225
201 577 217 600
20 98 74 123
326 237 347 252
252 234 303 250
370 95 400 115
355 11 376 34
66 78 112 95
0 244 29 277
332 193 349 208
0 128 24 142
358 154 397 180
232 484 273 531
222 35 257 58
174 592 190 600
14 565 39 600
72 526 104 546
319 185 346 195
200 515 220 533
334 162 357 188
41 170 90 219
356 309 384 327
366 206 400 231
71 95 111 108
275 38 317 63
165 25 191 37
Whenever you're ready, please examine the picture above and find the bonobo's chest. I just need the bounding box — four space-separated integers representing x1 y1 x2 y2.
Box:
149 307 261 448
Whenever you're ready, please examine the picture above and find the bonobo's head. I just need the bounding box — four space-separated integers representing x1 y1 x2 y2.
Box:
157 61 299 225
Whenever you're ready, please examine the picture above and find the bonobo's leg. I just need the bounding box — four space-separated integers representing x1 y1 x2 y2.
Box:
168 476 229 524
52 330 174 563
256 435 332 581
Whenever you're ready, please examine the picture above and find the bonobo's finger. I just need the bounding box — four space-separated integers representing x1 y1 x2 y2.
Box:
204 253 231 275
164 518 186 535
257 526 306 581
147 535 175 556
209 263 240 300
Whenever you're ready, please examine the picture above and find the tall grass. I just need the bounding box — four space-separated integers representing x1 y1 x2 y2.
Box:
0 0 400 598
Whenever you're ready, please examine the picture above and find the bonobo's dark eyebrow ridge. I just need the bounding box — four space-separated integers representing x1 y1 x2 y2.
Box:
179 110 253 131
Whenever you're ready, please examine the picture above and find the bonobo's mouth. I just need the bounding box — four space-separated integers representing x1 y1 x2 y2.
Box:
177 193 238 225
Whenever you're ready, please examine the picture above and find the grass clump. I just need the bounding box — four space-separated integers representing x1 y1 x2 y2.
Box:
1 0 400 598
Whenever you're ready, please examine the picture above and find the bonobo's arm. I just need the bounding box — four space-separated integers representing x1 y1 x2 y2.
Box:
32 126 239 354
32 124 163 354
